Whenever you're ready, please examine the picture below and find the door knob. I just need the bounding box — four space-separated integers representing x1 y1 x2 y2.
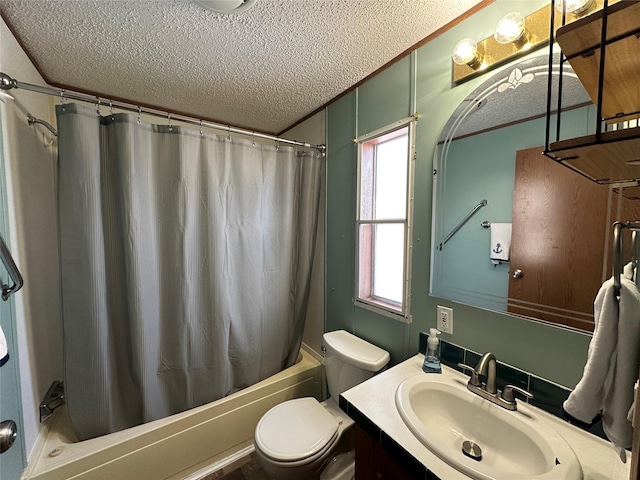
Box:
0 419 17 454
512 269 524 279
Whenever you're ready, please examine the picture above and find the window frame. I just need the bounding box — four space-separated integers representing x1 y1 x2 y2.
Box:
354 117 416 322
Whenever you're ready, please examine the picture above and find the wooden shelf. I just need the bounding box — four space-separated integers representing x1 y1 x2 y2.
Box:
547 125 640 184
555 1 640 124
548 1 640 186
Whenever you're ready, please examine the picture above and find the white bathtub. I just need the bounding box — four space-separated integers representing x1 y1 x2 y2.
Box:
21 348 322 480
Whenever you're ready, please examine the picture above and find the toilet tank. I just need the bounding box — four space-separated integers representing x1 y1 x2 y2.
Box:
322 330 390 400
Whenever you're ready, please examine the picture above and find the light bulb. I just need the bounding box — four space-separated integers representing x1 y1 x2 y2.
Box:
494 12 527 45
452 38 483 69
555 0 595 15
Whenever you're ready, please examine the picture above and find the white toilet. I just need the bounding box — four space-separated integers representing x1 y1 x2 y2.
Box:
254 330 390 480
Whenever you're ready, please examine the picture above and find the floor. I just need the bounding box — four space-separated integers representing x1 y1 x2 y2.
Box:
201 452 271 480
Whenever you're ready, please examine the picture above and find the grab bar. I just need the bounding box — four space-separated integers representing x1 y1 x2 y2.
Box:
439 199 488 250
0 233 23 301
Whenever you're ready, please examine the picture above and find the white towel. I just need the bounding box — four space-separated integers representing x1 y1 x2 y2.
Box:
628 381 638 428
623 261 636 283
562 274 640 454
0 324 8 367
490 222 512 264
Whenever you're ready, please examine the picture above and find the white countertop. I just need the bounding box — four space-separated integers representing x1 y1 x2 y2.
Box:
341 354 631 479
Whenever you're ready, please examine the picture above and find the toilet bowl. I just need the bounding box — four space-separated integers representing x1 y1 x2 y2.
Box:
254 397 352 480
254 330 390 480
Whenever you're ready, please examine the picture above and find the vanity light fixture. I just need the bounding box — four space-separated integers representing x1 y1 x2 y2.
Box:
494 12 530 50
452 5 553 84
452 38 485 70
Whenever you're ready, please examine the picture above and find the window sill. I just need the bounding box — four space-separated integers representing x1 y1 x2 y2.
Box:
354 299 411 324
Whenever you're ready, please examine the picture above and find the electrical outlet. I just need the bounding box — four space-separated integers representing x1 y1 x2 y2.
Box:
437 305 453 334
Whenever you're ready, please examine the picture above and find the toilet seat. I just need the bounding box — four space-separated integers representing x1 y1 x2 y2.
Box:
255 397 339 463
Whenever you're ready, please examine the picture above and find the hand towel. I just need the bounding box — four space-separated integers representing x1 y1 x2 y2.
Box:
623 261 636 283
602 276 640 450
628 381 638 427
562 275 640 452
0 324 9 367
490 222 512 264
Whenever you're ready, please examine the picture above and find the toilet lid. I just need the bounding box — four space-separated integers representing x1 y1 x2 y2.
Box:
255 397 339 462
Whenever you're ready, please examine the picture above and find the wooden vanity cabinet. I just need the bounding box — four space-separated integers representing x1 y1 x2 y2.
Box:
354 426 417 480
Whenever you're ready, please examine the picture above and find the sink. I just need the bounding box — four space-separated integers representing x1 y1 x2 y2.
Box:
395 374 583 480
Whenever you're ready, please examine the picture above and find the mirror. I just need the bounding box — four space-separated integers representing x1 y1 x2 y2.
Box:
431 52 640 332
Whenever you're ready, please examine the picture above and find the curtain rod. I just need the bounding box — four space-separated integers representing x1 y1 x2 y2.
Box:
0 72 325 153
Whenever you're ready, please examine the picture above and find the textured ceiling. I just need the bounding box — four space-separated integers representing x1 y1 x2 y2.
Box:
0 0 483 134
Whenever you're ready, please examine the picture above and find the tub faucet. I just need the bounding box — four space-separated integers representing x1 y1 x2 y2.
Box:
458 352 533 411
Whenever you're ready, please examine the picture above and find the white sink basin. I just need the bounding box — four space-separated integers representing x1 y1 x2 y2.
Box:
395 374 583 480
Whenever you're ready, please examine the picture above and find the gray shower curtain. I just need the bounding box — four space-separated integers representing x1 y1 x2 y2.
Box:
56 104 322 441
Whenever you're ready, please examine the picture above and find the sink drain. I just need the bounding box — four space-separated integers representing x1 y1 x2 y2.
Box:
462 440 482 461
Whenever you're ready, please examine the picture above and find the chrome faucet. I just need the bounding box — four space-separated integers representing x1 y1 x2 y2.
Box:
474 352 497 394
458 352 533 411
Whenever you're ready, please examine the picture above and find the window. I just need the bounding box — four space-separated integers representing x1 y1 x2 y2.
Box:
356 119 415 320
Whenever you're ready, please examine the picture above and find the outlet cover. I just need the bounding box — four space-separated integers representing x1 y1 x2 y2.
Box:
437 305 453 334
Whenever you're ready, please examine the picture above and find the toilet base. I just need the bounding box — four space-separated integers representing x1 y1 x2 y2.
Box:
320 450 355 480
257 450 355 480
255 446 331 480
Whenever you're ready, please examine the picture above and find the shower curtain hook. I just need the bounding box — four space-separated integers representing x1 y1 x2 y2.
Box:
60 89 66 111
199 119 204 136
227 125 231 142
137 106 142 125
109 100 114 121
275 138 279 151
168 113 172 131
252 131 256 147
96 97 101 116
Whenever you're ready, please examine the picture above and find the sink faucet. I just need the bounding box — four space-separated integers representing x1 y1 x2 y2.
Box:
474 352 497 394
458 352 533 411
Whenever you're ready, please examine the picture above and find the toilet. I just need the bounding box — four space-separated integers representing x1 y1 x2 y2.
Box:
254 330 390 480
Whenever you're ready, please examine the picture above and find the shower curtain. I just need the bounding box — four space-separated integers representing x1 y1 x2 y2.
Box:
55 104 322 441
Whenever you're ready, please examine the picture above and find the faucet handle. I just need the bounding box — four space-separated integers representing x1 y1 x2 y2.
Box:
501 384 533 403
457 363 482 387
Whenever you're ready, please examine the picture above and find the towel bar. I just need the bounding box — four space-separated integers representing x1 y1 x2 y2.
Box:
613 221 640 299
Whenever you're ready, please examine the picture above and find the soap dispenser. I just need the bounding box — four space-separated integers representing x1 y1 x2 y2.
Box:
422 328 442 373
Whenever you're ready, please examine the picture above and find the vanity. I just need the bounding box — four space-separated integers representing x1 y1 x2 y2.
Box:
340 347 631 480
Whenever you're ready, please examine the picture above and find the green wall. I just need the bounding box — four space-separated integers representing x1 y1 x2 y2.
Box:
325 0 592 388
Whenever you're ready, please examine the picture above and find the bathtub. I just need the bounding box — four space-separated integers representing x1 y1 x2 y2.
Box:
21 348 322 480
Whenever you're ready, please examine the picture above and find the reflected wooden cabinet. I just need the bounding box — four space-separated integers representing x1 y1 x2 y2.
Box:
354 426 416 480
